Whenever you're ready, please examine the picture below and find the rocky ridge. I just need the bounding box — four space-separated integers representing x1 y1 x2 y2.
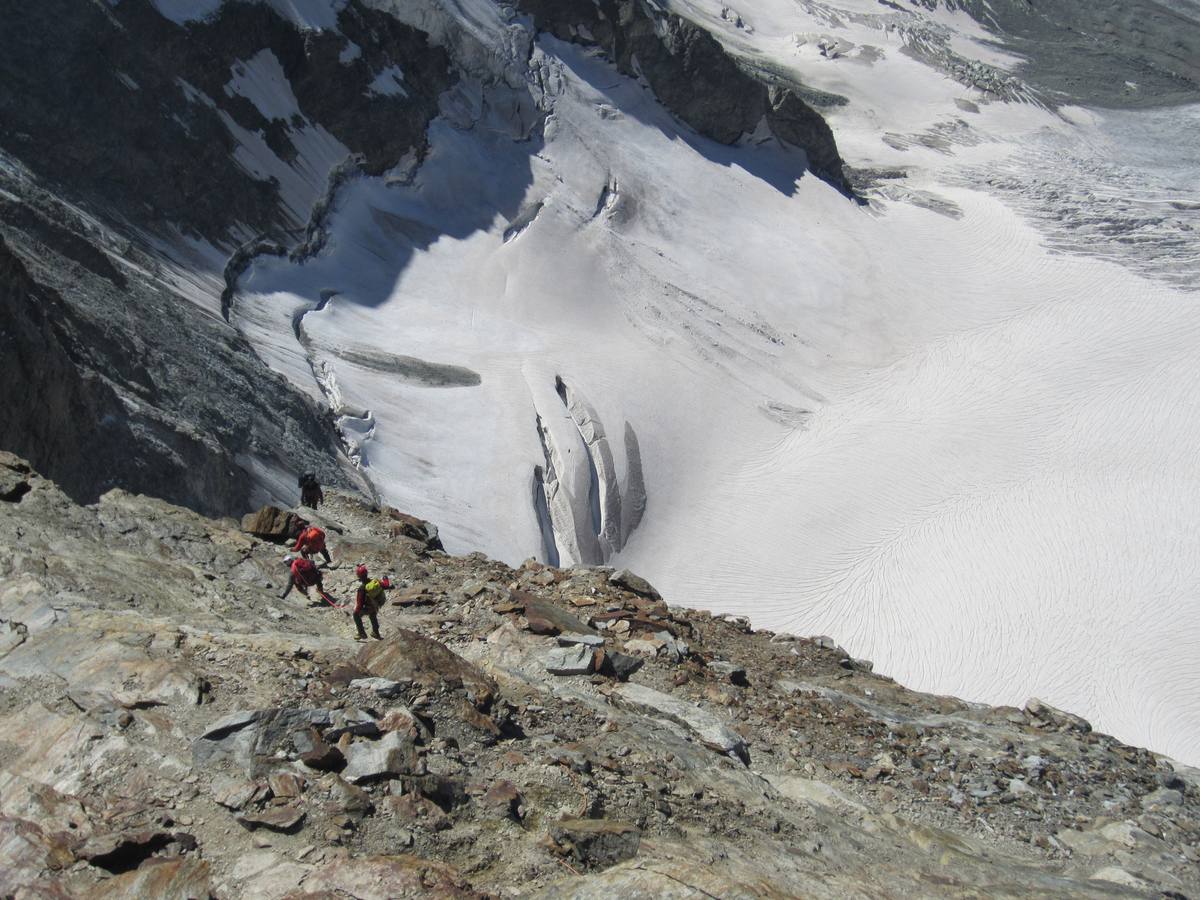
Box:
1 452 1197 898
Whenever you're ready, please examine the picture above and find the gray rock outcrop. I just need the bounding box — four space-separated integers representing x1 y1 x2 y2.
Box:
517 0 850 191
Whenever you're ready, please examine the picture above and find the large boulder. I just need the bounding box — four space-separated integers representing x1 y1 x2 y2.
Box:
341 731 421 784
608 569 660 600
383 508 443 551
514 592 597 635
241 506 306 543
192 708 333 774
357 631 505 746
357 631 495 709
1024 697 1091 733
548 818 641 870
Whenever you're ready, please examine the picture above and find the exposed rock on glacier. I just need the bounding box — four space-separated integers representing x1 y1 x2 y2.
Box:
518 0 849 189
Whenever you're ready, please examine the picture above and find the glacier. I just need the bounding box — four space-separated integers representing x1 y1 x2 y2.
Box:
223 0 1200 763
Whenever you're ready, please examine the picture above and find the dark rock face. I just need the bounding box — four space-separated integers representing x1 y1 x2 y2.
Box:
0 221 346 516
0 0 453 245
517 0 848 190
548 818 641 870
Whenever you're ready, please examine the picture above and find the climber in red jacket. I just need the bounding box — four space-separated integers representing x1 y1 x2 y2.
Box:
280 555 338 607
292 523 332 566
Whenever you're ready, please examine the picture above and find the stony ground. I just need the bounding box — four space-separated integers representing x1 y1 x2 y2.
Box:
0 451 1196 899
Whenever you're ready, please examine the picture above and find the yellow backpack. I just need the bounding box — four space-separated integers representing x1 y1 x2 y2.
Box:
364 579 385 603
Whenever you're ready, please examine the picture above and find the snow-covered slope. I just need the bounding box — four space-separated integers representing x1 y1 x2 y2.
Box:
227 0 1200 763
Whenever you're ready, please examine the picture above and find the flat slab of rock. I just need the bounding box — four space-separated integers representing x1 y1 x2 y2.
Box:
1024 697 1091 733
349 677 407 698
341 731 420 783
608 569 661 599
548 818 641 870
765 774 869 817
237 804 305 833
614 683 748 763
545 644 594 676
556 632 605 648
515 593 597 636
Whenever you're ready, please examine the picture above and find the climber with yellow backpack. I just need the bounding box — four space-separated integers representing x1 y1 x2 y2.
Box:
352 564 390 640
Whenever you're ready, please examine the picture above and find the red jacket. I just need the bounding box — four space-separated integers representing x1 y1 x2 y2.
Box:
290 557 321 587
293 526 326 554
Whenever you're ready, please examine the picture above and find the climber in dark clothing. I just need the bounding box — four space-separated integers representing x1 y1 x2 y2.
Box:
353 564 390 640
299 472 323 510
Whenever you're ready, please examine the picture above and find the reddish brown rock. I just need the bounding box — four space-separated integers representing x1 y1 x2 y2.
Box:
0 817 76 896
292 854 480 899
236 805 305 833
241 506 305 542
385 795 451 832
94 858 213 899
525 615 560 636
481 780 524 820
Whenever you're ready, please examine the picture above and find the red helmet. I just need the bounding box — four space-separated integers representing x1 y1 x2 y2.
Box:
355 564 368 579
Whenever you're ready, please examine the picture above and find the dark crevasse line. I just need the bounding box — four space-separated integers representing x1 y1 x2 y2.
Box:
621 420 647 545
532 415 562 567
532 465 561 567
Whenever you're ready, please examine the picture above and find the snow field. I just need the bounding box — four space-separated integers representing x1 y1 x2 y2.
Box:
230 8 1200 763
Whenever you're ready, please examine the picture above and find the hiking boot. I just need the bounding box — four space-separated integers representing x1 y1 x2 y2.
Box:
354 633 368 642
371 631 382 640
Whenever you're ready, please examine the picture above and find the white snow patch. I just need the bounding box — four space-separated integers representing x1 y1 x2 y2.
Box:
150 0 346 29
219 111 349 227
261 0 347 30
226 50 302 121
367 65 408 98
150 0 222 24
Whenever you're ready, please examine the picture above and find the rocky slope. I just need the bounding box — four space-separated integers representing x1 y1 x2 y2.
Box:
1 452 1197 898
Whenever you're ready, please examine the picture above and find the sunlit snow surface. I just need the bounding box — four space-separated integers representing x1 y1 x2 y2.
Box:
234 2 1200 762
